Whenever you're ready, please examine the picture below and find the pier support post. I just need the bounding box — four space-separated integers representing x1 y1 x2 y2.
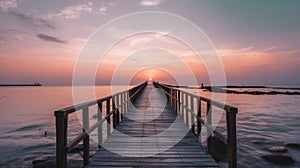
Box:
191 96 195 134
177 90 181 114
106 99 111 137
55 111 67 168
227 109 237 168
112 97 116 129
185 93 189 127
181 92 184 117
82 107 90 166
97 101 103 147
206 102 212 154
121 93 124 119
197 99 202 141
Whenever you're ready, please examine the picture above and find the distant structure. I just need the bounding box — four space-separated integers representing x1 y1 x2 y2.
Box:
34 82 42 86
0 82 42 87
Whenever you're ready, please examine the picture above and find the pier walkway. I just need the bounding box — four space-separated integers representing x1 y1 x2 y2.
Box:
87 84 218 167
55 82 238 168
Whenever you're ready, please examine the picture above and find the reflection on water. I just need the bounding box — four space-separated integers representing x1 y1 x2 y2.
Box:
0 86 299 167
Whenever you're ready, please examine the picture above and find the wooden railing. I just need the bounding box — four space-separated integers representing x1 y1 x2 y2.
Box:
54 82 147 168
153 81 238 168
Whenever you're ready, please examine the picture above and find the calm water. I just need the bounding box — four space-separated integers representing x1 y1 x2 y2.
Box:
0 86 299 167
184 87 300 168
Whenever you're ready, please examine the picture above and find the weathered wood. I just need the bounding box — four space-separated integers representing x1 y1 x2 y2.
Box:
227 110 237 168
97 101 103 146
82 107 90 166
185 93 189 127
154 81 238 168
86 85 218 167
206 102 212 154
106 99 111 137
55 112 67 168
191 96 195 134
55 82 147 167
197 98 202 141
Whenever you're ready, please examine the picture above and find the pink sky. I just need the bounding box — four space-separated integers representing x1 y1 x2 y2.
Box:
1 0 300 85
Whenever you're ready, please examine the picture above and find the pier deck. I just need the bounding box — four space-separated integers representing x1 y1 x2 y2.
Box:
86 85 218 167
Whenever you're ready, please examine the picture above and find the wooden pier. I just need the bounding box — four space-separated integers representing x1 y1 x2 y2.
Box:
55 82 238 168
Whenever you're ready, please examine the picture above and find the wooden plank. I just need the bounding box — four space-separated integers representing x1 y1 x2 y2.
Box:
86 84 218 168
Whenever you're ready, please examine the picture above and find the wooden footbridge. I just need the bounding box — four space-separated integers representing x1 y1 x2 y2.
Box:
55 82 238 168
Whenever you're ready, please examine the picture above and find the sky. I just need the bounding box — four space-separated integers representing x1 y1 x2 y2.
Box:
0 0 300 85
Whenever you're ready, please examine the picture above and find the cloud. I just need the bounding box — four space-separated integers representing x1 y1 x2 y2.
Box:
129 32 171 47
0 28 33 43
140 0 163 6
99 1 114 16
36 34 66 44
48 1 114 19
10 11 55 30
0 0 17 11
51 2 93 19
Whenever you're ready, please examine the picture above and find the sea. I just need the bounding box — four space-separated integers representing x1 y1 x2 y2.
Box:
0 85 299 168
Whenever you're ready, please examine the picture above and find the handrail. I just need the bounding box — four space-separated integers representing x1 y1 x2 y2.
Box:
153 81 238 168
54 81 147 168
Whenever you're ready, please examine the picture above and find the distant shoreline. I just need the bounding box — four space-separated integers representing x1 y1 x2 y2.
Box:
161 83 300 95
0 83 42 87
200 86 300 95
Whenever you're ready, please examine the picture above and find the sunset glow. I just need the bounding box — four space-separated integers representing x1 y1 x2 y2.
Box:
0 1 299 85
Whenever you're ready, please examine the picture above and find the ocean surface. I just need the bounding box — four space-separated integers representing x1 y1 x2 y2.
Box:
0 85 299 167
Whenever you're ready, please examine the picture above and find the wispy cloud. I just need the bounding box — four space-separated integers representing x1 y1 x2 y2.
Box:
0 28 33 43
0 0 17 11
99 1 114 16
0 28 16 40
129 32 171 47
36 34 66 44
139 0 163 6
10 11 55 30
217 46 300 58
0 11 56 45
49 2 93 19
48 1 114 19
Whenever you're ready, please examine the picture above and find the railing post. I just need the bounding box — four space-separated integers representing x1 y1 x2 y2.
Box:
174 89 176 111
167 87 170 103
112 96 116 129
197 98 202 141
55 111 67 168
169 88 171 104
206 102 212 154
178 90 181 114
185 93 189 127
97 101 103 147
170 88 173 106
121 92 124 119
191 96 195 134
116 94 120 123
181 92 184 116
227 109 237 168
116 108 120 125
173 89 176 109
82 106 90 166
106 99 111 137
126 91 129 113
